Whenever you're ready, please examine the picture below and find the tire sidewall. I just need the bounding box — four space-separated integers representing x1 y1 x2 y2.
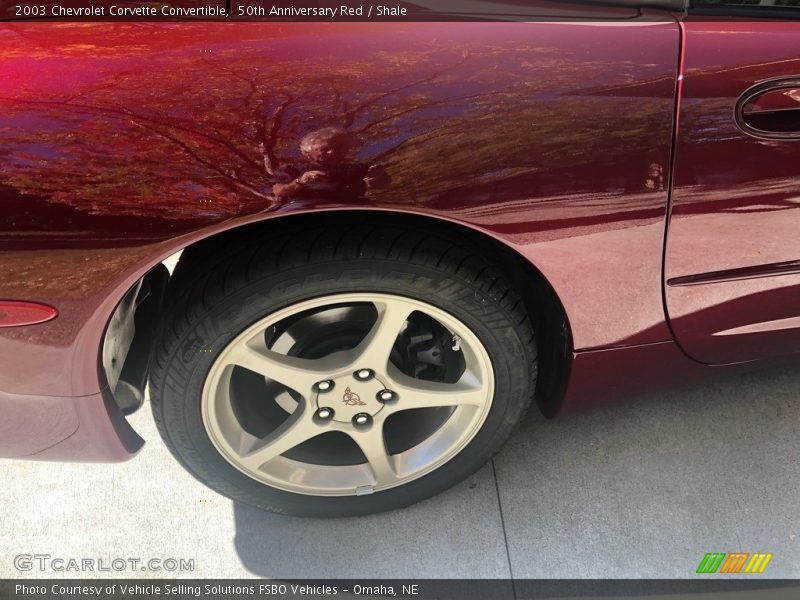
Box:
157 258 533 517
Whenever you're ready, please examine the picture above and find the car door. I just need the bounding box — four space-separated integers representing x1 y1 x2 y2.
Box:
664 1 800 364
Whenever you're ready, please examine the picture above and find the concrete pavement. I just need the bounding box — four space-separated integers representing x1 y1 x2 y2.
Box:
1 363 798 580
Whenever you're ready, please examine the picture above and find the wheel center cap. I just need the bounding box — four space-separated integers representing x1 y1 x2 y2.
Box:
316 375 385 423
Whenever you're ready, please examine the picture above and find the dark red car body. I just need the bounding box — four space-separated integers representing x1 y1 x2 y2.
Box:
2 2 800 462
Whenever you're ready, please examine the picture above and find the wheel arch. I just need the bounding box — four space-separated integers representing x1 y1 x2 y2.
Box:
105 208 573 419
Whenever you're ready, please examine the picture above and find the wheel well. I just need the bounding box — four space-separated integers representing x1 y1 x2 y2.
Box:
146 211 572 417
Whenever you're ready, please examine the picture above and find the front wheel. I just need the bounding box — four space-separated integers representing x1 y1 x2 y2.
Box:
149 224 537 517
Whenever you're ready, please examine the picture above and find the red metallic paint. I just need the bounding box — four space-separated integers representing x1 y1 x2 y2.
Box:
665 20 800 365
0 390 143 460
0 20 679 395
0 13 798 463
742 86 800 115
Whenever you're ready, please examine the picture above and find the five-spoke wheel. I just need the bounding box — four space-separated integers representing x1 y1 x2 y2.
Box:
202 294 494 496
150 222 536 516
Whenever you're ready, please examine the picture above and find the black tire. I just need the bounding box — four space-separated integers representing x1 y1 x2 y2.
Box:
149 220 537 517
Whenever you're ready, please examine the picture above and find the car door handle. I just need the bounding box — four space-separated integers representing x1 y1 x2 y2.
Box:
736 78 800 140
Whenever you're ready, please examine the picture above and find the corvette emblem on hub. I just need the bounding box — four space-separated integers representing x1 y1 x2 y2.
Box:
342 386 366 406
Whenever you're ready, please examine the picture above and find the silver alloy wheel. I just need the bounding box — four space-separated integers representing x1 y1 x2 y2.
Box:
201 293 495 497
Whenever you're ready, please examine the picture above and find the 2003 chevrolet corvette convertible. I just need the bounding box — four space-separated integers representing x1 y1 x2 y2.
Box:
2 0 800 516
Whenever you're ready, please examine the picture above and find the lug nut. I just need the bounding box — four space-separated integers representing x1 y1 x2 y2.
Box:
353 413 371 426
316 407 334 421
316 380 334 392
354 369 374 381
376 389 397 404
